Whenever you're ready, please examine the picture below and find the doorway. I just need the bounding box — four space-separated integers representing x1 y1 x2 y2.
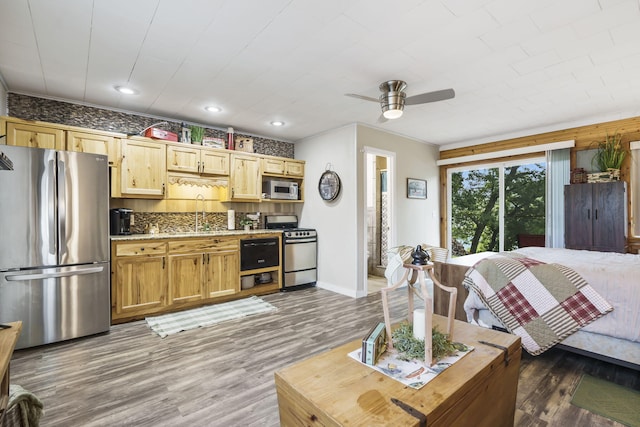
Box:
364 148 395 294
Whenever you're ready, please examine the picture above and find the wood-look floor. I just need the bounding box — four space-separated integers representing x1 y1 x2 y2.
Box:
367 275 389 294
9 287 640 426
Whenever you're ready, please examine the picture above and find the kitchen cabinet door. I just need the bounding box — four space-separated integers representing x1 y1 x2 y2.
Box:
262 158 305 177
201 150 229 175
168 238 238 301
169 253 204 304
113 255 167 318
6 122 65 150
67 130 119 165
205 250 239 299
230 154 261 201
120 139 166 197
167 145 200 173
262 158 285 175
285 160 304 177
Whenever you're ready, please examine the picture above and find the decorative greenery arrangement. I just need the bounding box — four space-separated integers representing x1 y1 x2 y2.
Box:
592 132 626 172
391 322 468 362
239 216 253 226
189 125 205 143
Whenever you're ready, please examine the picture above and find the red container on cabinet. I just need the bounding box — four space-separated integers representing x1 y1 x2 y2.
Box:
144 127 178 142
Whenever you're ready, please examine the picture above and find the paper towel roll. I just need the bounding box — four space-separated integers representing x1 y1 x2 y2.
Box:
227 209 235 230
413 309 426 340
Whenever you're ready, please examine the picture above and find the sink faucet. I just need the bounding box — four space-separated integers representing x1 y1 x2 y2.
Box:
195 194 205 232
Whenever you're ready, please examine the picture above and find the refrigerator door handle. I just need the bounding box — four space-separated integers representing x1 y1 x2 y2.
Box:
57 157 67 260
4 266 104 281
48 158 57 257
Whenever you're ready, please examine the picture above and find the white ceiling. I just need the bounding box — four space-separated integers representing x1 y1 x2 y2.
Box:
1 0 640 149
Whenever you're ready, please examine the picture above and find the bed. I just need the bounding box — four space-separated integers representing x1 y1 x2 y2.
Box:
460 247 640 369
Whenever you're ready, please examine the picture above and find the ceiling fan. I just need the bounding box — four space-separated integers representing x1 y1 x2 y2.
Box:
346 80 455 122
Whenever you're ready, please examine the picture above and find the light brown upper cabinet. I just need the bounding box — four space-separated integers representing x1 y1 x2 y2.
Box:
118 138 167 198
67 130 121 165
167 143 229 175
2 119 65 150
262 157 304 178
229 153 261 201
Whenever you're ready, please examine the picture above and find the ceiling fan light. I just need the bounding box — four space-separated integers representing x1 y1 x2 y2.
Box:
380 90 406 120
383 109 403 119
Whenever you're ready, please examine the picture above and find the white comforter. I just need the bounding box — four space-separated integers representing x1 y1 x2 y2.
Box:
465 247 640 343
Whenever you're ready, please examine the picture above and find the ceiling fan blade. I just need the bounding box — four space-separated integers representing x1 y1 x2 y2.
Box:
377 114 388 124
345 93 379 103
405 88 455 105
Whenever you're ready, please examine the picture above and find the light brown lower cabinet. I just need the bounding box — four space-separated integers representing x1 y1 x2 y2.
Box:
169 252 205 304
168 237 239 305
112 236 254 324
204 245 240 299
111 241 168 321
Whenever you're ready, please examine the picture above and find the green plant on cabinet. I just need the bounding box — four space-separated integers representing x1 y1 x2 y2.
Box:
592 132 626 172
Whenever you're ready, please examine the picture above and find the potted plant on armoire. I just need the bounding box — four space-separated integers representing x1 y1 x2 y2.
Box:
591 132 626 181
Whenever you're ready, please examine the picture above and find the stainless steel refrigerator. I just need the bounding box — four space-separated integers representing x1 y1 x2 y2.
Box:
0 145 110 349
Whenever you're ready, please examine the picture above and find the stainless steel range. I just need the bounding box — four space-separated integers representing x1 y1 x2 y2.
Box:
265 215 317 290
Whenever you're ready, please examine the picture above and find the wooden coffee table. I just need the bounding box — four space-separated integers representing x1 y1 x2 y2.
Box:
0 321 22 424
275 315 521 427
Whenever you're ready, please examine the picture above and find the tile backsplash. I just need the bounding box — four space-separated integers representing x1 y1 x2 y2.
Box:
132 212 260 234
7 93 294 158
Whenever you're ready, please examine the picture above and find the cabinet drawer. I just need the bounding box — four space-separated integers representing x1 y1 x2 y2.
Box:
168 238 239 254
285 161 304 177
115 241 167 256
262 158 285 175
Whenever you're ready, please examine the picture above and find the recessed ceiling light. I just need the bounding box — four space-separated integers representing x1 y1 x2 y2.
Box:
270 121 285 127
114 85 137 95
205 106 222 113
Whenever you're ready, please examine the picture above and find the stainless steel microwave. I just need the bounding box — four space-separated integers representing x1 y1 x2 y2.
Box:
263 179 299 200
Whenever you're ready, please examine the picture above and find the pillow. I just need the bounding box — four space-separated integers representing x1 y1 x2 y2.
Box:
388 244 449 264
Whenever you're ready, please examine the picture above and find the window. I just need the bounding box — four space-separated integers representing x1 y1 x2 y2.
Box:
448 158 546 255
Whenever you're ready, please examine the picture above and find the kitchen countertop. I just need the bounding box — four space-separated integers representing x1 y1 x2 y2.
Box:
110 229 282 241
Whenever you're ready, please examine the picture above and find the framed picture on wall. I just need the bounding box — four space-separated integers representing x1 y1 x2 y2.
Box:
407 178 427 199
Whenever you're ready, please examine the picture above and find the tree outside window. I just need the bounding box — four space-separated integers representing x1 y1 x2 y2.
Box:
450 161 545 255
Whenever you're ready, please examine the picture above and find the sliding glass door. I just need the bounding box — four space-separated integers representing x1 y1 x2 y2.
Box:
448 159 545 256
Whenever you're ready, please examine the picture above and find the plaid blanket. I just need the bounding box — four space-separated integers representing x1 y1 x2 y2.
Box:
462 252 613 355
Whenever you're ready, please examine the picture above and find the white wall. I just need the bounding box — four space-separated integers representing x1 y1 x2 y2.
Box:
355 125 441 295
295 123 440 298
356 126 440 246
296 124 358 296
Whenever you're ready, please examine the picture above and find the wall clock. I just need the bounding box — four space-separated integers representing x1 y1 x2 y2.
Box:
318 169 341 201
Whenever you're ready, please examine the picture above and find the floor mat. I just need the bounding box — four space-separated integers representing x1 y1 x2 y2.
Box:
571 374 640 427
146 296 277 338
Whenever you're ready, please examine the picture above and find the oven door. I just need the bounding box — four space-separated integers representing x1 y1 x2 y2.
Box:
284 238 317 272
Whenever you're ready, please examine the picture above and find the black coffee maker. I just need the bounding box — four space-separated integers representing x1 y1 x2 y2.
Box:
110 208 133 235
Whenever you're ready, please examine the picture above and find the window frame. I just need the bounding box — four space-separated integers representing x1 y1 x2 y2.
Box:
447 156 546 254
